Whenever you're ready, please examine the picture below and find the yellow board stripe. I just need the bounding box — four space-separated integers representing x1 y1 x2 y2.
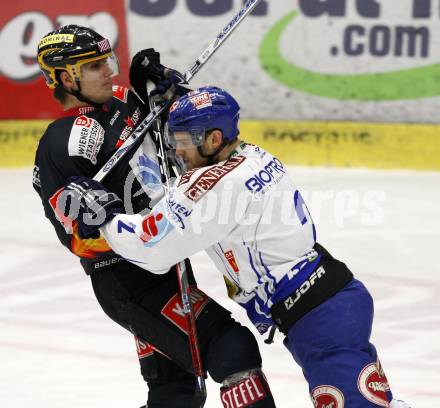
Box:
0 119 439 171
0 120 51 168
240 120 440 171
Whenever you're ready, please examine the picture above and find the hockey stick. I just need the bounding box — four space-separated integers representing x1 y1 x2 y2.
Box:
176 262 206 407
146 79 207 406
93 0 262 183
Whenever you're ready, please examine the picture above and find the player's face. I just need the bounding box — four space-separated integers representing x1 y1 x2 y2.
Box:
174 132 208 171
79 58 114 104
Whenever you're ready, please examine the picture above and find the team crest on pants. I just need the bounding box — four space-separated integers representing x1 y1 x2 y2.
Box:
311 385 345 408
161 287 210 334
357 360 391 407
134 336 154 359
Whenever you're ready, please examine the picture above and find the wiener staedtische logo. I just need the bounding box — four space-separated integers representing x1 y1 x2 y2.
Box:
260 0 440 101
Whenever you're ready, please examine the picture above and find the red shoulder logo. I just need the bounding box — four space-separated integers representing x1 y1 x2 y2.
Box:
112 85 129 103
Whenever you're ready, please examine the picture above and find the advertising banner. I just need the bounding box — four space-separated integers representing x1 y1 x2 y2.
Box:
0 0 129 119
2 1 440 122
1 1 439 169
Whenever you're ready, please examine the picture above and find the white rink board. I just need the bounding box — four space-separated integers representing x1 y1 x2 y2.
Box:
126 0 440 123
0 167 439 407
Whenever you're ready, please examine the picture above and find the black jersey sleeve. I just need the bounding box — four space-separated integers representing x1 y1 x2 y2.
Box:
33 118 115 261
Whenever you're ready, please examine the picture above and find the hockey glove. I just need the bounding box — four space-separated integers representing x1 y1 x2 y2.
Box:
129 48 162 103
129 48 188 105
64 176 125 239
149 69 188 105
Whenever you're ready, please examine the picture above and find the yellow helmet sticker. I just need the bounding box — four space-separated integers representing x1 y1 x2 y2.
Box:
38 34 75 49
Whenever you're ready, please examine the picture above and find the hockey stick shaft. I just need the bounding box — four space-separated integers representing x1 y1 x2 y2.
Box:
146 79 207 405
184 0 261 83
94 102 168 182
93 0 262 183
176 263 207 407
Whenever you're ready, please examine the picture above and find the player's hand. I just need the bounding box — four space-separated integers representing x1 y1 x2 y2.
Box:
150 69 186 104
129 48 187 105
64 176 125 239
129 48 163 103
129 48 161 83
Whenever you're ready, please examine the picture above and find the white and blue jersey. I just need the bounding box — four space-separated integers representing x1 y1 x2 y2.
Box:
102 143 319 333
101 142 407 406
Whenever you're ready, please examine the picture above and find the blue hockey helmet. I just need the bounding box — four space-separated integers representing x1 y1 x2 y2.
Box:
166 86 240 149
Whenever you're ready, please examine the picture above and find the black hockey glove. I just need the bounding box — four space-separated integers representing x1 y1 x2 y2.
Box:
64 176 125 239
129 48 188 105
129 48 162 103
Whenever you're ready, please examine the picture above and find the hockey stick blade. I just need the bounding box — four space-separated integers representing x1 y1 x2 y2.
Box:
93 0 262 183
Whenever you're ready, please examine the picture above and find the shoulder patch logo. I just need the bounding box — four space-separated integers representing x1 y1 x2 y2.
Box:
185 156 246 202
68 116 104 164
139 208 174 248
112 85 129 103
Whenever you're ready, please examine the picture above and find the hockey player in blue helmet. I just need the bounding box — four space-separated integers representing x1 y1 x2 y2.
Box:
65 86 412 408
165 86 241 169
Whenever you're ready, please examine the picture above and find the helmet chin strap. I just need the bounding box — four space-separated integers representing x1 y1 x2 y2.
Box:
64 80 105 109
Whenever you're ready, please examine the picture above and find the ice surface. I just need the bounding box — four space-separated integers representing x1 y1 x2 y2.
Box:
1 167 439 407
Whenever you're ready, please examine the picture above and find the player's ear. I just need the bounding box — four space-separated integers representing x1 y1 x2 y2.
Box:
59 71 75 91
210 129 224 148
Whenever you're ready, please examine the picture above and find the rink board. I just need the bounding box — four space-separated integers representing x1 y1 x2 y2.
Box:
241 121 440 171
0 119 439 170
0 120 50 167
